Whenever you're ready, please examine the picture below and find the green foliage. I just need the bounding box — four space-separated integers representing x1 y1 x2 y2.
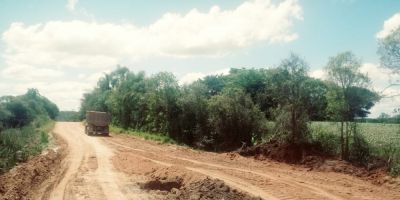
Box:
207 88 266 151
110 125 175 144
80 58 379 162
324 51 378 160
391 162 400 177
0 119 54 173
310 121 400 176
0 89 58 173
0 89 59 129
178 82 210 145
271 54 312 145
311 125 340 156
349 129 371 167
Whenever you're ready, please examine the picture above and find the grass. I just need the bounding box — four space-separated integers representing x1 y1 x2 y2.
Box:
110 125 176 144
0 117 54 173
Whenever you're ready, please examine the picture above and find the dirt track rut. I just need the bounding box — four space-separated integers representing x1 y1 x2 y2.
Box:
45 122 400 200
48 122 152 200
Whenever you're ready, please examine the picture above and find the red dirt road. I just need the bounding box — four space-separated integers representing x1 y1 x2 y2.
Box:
44 122 400 199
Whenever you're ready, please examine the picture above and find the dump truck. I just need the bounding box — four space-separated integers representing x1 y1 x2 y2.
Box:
85 111 111 136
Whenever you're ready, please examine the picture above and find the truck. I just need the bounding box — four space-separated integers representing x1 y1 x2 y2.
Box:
85 111 111 136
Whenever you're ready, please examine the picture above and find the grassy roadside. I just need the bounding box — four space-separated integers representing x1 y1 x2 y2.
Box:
110 125 176 144
0 117 55 174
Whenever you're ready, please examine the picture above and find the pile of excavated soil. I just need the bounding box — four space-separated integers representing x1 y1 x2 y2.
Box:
167 177 262 200
238 140 305 163
0 149 64 199
0 133 66 200
140 166 262 199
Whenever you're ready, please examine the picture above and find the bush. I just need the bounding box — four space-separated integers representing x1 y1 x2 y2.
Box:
207 88 266 151
311 126 340 156
349 132 371 167
390 162 400 177
0 120 53 174
273 105 310 145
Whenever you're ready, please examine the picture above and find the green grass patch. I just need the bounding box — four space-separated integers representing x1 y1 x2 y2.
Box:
110 125 176 144
0 117 54 174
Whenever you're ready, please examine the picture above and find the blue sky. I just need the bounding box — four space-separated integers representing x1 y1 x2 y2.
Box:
0 0 399 116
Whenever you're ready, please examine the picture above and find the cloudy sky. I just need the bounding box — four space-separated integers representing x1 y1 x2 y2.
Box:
0 0 399 117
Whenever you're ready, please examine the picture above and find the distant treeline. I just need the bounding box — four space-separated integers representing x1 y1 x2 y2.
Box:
0 89 59 131
80 53 380 153
358 117 400 124
56 111 80 122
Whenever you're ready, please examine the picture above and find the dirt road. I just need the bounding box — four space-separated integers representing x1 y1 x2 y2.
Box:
47 122 154 200
46 122 400 200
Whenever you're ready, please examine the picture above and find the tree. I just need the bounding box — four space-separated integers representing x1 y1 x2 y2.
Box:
378 112 391 123
0 89 59 129
207 88 266 151
325 52 378 160
145 72 180 136
273 54 311 144
302 78 329 121
178 82 210 146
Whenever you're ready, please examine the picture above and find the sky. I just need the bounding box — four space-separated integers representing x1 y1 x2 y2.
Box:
0 0 399 117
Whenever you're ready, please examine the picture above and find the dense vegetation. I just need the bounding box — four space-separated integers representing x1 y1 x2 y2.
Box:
0 89 59 173
80 52 387 161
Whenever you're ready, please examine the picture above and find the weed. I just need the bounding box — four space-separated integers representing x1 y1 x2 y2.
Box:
110 125 176 144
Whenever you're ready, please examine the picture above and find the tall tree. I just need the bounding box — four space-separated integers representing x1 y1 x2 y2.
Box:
272 54 311 146
325 51 378 160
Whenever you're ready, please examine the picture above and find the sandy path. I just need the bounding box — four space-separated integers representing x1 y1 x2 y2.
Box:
47 122 152 200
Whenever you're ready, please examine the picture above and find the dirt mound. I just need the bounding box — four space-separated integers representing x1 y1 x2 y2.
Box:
167 177 262 200
239 140 305 163
141 177 182 191
0 149 64 200
139 163 261 199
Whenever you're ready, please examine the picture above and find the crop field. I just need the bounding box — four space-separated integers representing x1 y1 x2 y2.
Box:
310 122 400 149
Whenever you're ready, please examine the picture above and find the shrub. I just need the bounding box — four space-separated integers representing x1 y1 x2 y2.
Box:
311 126 340 156
207 88 266 151
390 162 400 177
349 131 371 167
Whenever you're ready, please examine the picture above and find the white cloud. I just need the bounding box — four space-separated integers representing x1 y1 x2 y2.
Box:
179 68 230 85
376 13 400 39
2 64 64 81
66 0 79 11
0 0 302 110
3 0 302 67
